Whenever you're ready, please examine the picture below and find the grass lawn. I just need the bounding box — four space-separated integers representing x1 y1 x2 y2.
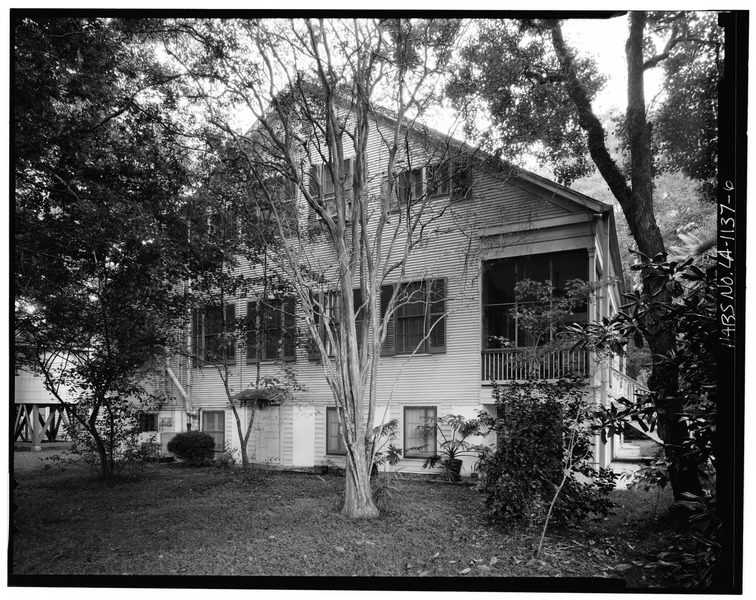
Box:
11 452 693 588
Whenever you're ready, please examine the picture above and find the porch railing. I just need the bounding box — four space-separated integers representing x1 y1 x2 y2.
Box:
481 348 590 382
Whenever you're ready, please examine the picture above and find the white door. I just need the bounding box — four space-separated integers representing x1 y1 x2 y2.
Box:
254 406 281 464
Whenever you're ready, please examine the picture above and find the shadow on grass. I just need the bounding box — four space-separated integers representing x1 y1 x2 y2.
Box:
10 458 691 587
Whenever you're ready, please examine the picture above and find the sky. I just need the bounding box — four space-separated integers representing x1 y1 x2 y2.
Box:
172 14 668 143
563 14 664 115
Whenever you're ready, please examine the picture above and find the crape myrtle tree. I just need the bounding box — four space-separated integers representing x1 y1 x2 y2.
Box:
14 17 202 478
447 12 722 499
186 145 303 473
163 18 469 518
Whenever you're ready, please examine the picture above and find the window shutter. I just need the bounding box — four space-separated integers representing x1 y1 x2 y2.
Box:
381 173 398 212
192 308 202 367
397 170 409 208
308 164 321 198
308 291 322 361
246 301 258 364
282 297 296 361
331 292 343 327
343 158 353 196
428 279 446 354
353 287 363 351
380 284 395 356
308 164 320 223
225 304 236 363
451 160 472 200
413 168 424 200
264 300 281 360
426 164 438 197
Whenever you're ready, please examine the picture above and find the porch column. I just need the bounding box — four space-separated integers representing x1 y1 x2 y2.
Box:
587 248 597 320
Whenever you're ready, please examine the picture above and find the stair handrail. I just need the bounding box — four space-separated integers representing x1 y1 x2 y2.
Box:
607 366 661 444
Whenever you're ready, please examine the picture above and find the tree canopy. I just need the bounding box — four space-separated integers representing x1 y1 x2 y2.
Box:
648 12 722 200
14 16 202 478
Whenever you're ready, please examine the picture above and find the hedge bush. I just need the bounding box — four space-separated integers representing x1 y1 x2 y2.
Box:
167 431 216 464
477 379 614 528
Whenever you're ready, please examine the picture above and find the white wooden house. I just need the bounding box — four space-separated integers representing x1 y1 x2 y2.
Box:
153 107 638 476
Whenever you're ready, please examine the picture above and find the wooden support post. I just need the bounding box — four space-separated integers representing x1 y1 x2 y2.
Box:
31 404 42 451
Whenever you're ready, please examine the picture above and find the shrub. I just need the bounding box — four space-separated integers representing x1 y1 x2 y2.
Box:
167 431 216 464
477 379 615 529
215 443 238 469
62 396 159 478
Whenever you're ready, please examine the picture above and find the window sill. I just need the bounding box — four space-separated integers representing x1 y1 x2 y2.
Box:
247 358 297 365
383 352 444 357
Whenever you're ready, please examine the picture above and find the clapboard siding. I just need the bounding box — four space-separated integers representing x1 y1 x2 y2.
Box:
473 171 578 228
165 108 621 472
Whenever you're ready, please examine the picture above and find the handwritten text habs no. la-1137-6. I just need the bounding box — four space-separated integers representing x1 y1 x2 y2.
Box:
717 180 735 348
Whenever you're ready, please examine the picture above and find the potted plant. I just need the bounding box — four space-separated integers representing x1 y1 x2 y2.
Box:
420 414 487 482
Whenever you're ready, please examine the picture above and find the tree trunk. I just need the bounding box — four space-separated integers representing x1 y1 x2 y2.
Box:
230 402 255 472
92 433 113 480
341 436 379 518
646 342 703 498
625 12 702 499
241 403 257 473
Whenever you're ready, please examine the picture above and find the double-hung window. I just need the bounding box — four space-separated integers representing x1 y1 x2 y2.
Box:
246 173 297 232
202 410 225 452
404 406 437 458
380 279 446 356
308 288 364 360
426 163 451 198
325 407 346 455
246 298 296 362
193 304 236 365
395 168 424 209
308 158 354 222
